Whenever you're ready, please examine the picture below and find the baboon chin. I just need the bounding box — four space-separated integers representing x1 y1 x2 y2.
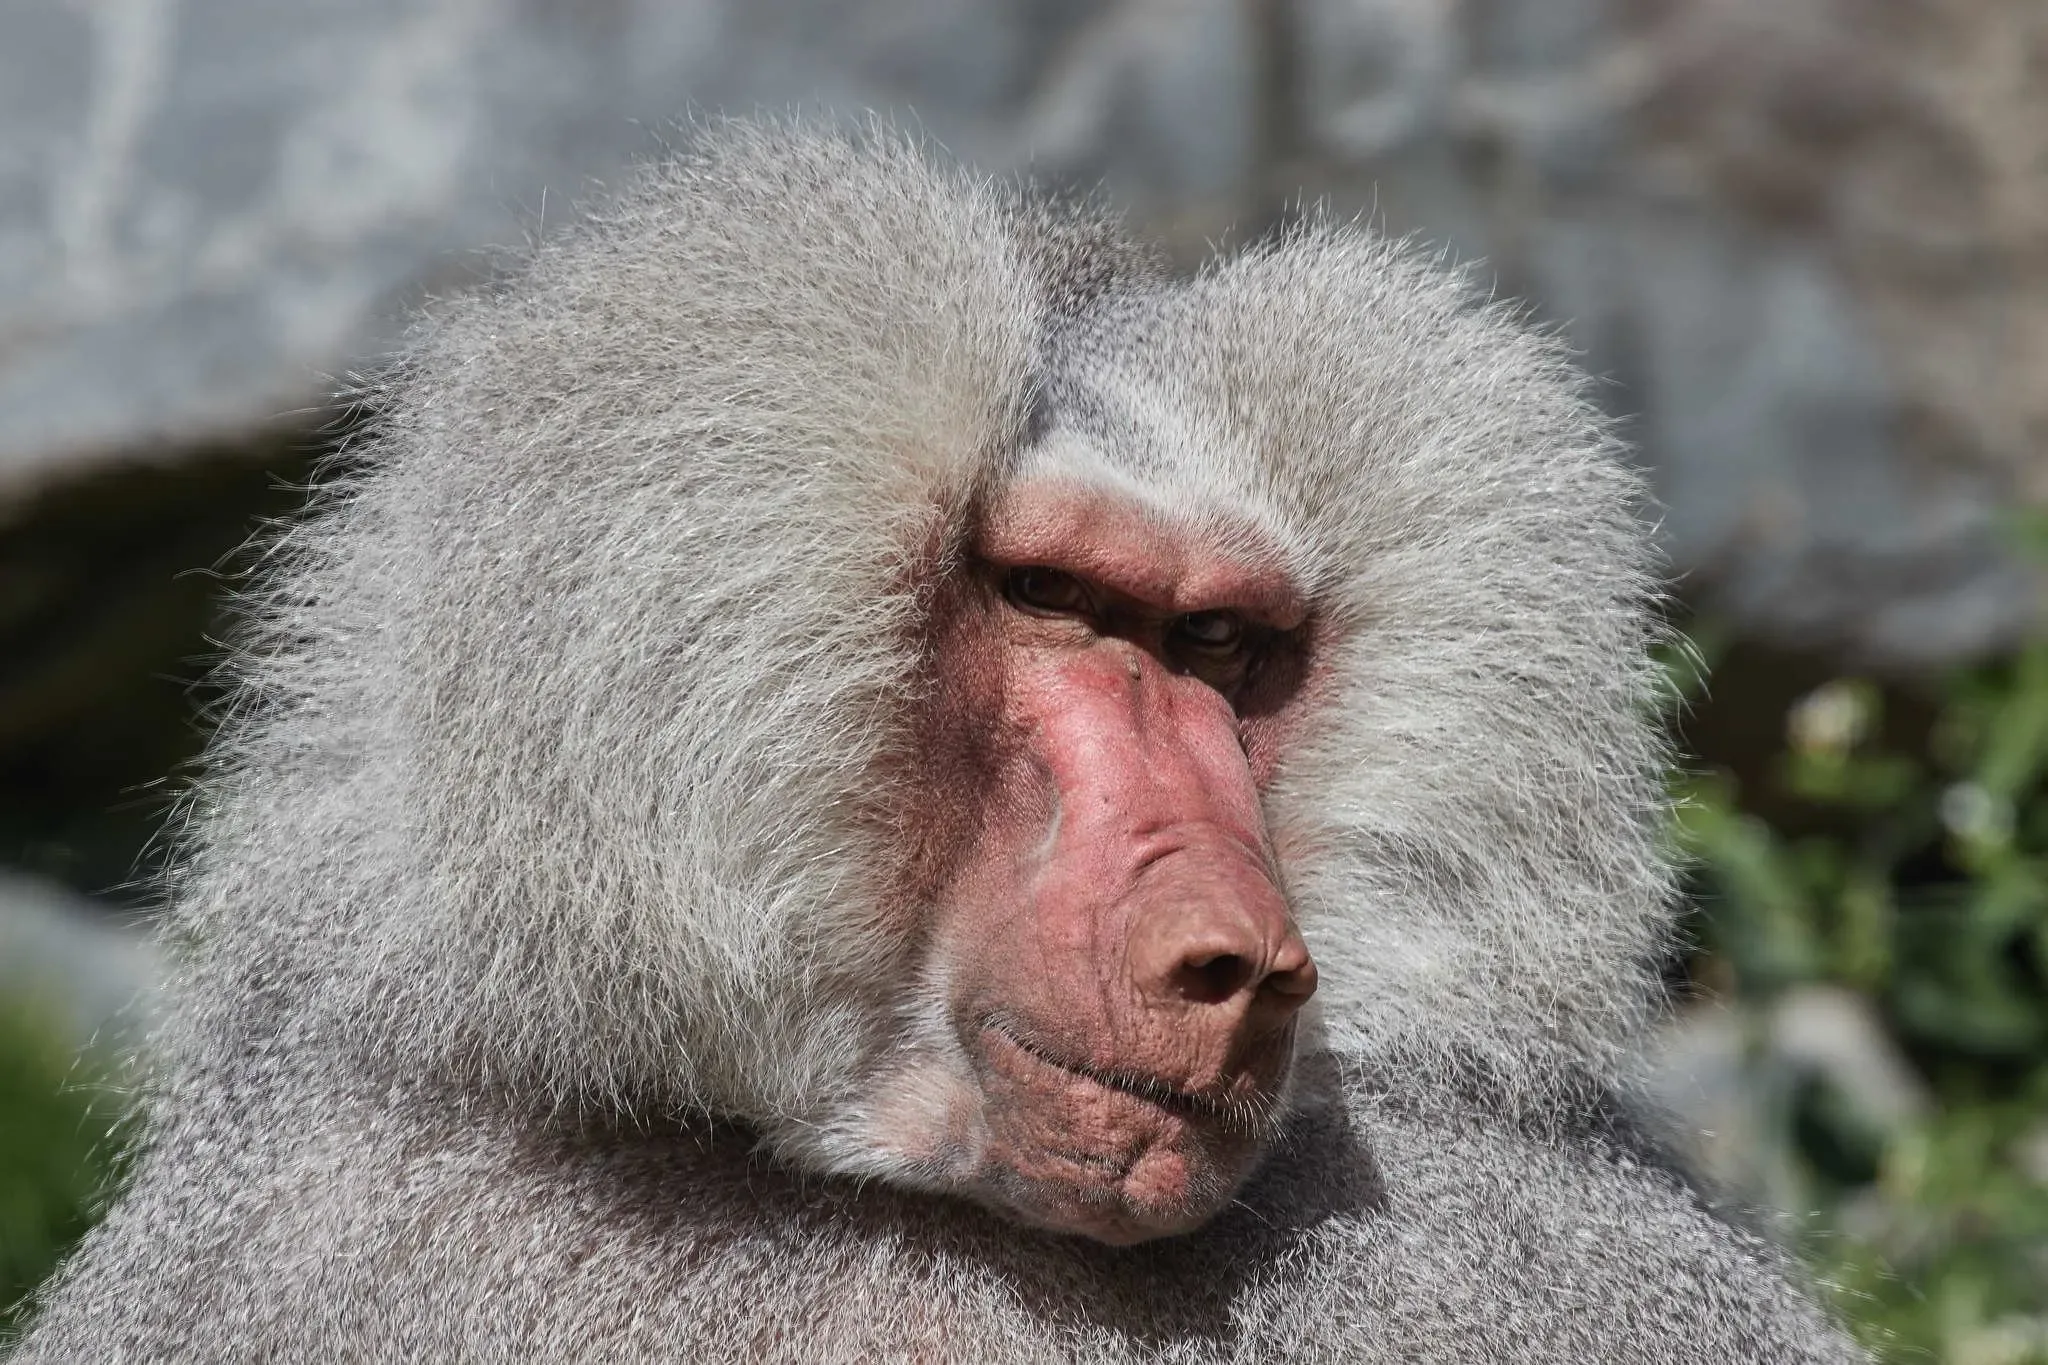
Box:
7 122 1870 1362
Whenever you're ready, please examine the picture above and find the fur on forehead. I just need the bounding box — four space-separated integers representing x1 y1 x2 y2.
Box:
189 121 1672 1130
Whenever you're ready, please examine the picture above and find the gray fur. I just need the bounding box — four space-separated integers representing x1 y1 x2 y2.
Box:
7 122 1866 1363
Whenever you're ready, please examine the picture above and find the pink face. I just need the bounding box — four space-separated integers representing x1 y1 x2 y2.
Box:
904 481 1319 1244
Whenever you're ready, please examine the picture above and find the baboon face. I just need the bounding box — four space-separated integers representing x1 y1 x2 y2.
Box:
872 474 1319 1245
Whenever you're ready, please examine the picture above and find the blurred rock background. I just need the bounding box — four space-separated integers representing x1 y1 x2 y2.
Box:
1 0 2043 1359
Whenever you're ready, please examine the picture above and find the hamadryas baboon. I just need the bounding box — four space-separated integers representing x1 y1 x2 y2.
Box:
6 123 1868 1363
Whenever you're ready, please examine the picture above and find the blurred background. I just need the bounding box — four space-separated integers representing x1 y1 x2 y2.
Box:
1 0 2044 1358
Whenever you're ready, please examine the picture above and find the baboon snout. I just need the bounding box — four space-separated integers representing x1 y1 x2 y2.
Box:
1122 844 1316 1032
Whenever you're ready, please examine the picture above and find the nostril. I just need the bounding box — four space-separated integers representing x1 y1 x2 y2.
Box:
1174 952 1256 1005
1261 954 1318 1002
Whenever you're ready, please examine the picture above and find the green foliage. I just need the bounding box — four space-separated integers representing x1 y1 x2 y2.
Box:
0 1005 125 1334
1678 643 2048 1364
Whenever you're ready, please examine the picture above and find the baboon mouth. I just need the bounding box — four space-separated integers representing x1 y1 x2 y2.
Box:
978 1021 1288 1134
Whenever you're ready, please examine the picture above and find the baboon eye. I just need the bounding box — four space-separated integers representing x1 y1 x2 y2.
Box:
1005 567 1092 616
1174 611 1244 653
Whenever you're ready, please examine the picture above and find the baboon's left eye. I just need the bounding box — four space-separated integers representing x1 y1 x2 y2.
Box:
1175 611 1244 653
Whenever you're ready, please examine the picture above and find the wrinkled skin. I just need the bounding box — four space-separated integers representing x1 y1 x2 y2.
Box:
911 481 1318 1243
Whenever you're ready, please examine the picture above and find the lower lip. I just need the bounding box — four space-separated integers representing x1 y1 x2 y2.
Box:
977 1021 1292 1126
980 1025 1214 1117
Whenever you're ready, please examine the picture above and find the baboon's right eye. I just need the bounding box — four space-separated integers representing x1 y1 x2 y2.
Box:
1005 567 1092 617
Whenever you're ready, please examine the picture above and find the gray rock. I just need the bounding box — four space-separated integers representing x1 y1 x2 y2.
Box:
0 0 1253 485
1646 988 1927 1217
0 873 158 1052
1294 0 2048 663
